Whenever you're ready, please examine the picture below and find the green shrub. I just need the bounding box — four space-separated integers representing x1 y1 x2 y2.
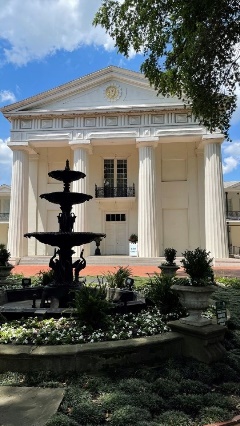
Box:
37 269 55 286
104 265 132 288
45 413 78 426
70 400 104 424
203 392 235 411
73 285 111 329
168 394 204 415
151 378 180 397
216 277 240 288
156 410 193 426
61 387 92 413
99 391 133 411
218 381 240 395
196 406 232 426
110 405 152 426
145 274 185 315
179 379 210 395
118 378 151 394
181 247 214 285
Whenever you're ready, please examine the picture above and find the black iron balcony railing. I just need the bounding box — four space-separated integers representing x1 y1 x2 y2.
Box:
0 213 9 221
226 211 240 220
95 184 135 198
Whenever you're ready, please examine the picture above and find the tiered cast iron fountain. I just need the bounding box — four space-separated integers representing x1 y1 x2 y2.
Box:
24 160 106 308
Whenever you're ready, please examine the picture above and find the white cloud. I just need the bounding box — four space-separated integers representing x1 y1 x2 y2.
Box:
0 0 115 66
0 138 12 185
222 140 240 174
0 90 16 104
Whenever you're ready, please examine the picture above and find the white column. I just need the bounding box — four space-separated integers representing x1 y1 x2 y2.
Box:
137 141 158 257
71 144 90 256
28 154 39 255
8 149 29 258
204 141 228 259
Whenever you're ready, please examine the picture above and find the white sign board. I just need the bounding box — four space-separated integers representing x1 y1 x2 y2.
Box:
129 243 138 257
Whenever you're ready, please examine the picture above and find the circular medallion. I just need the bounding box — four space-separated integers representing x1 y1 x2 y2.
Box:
105 84 121 101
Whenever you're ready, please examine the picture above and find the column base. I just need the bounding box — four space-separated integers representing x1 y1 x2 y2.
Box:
168 320 227 364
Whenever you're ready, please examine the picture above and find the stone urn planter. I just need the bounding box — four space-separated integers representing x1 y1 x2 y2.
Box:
0 244 13 282
0 265 14 281
171 284 215 326
159 264 179 277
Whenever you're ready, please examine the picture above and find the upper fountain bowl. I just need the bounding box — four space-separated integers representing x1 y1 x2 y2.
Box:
49 169 85 184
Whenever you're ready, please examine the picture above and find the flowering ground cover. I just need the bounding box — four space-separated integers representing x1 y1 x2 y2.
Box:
0 308 179 345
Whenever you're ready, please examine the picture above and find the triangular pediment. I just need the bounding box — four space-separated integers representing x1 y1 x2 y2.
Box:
224 181 240 192
1 66 185 116
0 184 11 194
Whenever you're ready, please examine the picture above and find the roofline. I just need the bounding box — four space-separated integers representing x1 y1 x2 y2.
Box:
1 66 147 114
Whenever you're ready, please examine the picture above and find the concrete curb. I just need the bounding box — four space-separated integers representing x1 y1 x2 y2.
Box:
0 332 183 373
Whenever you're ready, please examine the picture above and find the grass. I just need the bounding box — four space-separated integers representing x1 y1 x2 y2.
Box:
1 276 240 425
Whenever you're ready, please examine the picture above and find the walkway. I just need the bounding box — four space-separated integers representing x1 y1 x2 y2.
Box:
12 264 240 278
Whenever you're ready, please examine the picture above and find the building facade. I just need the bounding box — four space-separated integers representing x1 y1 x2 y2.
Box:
224 182 240 256
0 184 10 246
1 67 228 260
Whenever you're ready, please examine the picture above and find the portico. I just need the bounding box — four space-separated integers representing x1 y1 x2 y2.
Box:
1 66 228 260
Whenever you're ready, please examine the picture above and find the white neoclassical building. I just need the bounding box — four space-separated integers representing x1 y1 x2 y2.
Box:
1 66 228 260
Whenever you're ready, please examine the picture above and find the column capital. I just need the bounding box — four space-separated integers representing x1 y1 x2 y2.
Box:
7 142 37 155
197 133 225 150
69 140 92 154
136 137 158 148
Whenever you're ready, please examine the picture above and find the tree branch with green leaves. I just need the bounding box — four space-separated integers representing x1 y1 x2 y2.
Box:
94 0 240 139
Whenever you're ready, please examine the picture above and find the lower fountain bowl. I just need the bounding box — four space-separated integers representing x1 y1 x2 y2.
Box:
24 232 106 247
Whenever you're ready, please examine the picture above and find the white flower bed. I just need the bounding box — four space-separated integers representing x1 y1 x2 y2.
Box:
0 308 179 345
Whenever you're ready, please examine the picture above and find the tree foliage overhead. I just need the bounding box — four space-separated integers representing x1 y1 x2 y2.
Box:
94 0 240 139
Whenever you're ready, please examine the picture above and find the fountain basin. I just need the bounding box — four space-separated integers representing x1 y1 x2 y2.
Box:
40 192 92 205
24 232 106 247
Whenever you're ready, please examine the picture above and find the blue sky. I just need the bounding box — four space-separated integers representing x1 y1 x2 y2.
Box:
0 0 239 186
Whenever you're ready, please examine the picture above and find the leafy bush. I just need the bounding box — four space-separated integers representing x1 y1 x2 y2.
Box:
151 378 180 397
162 247 177 265
203 392 235 411
110 405 152 426
168 394 204 415
73 285 111 329
118 378 151 394
70 400 105 424
181 247 214 285
196 406 232 426
145 273 185 315
216 277 240 288
37 269 55 286
179 379 210 395
46 413 78 426
156 410 193 426
104 265 132 288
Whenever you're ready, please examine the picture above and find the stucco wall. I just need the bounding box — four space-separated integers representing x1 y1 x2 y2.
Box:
27 139 203 257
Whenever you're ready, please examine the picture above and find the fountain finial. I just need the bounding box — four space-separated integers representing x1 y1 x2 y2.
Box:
65 160 70 170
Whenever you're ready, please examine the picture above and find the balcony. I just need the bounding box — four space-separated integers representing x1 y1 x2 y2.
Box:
0 213 9 222
95 184 135 199
226 211 240 220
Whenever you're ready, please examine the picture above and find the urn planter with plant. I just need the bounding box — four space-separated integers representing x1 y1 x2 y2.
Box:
171 248 216 326
104 265 135 302
159 248 179 277
0 244 13 280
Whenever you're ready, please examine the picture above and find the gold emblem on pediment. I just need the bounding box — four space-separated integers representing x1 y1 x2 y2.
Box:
105 84 121 101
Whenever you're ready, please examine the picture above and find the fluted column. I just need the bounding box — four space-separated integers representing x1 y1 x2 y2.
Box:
8 149 29 258
71 143 91 256
137 140 158 257
204 140 228 258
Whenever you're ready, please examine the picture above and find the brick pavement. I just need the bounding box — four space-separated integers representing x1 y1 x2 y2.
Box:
12 264 240 278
